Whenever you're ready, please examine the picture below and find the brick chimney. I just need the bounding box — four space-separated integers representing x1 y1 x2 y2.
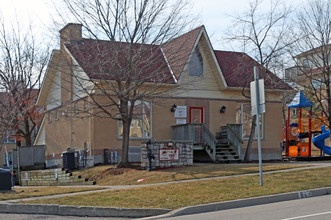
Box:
59 23 82 51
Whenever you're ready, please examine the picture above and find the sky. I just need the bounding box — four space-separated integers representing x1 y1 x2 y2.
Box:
0 0 301 50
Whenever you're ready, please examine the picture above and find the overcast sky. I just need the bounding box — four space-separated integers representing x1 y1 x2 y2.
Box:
0 0 301 50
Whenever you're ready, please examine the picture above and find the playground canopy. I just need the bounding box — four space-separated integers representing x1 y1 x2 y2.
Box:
288 91 312 108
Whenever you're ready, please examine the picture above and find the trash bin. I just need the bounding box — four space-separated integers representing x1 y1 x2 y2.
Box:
0 168 12 190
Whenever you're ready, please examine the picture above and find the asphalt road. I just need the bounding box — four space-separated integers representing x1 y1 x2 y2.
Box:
0 213 131 220
163 194 331 220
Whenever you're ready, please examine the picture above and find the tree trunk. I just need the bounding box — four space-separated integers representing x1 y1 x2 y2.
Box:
117 100 131 168
24 118 32 146
117 117 130 168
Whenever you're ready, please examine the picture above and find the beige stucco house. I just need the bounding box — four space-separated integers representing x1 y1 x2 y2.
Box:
35 23 292 167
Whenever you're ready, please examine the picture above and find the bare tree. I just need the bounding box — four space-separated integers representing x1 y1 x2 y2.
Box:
55 0 195 167
228 0 292 73
289 0 331 130
0 17 49 151
227 0 293 161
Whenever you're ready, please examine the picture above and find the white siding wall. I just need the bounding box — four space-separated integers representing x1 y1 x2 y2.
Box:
72 61 94 101
34 119 45 145
46 71 61 110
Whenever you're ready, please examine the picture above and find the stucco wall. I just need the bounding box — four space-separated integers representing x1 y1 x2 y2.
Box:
43 95 285 162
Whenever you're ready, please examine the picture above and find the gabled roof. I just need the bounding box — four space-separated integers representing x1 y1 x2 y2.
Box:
214 50 292 90
161 26 203 81
65 39 175 84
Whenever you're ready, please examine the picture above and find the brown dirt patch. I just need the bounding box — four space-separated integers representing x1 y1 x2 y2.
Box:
90 168 126 181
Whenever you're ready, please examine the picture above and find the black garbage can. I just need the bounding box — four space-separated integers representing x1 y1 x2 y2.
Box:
0 168 12 190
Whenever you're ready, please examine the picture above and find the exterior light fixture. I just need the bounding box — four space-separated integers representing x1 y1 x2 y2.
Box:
220 106 226 113
171 104 177 112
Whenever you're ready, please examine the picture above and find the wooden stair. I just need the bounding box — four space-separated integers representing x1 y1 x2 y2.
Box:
20 168 95 186
214 126 240 163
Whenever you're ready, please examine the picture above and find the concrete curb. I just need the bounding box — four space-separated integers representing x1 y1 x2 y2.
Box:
139 187 331 219
0 203 171 218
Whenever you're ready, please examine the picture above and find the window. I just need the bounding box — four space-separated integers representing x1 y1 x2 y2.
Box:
74 103 78 114
84 101 89 111
118 100 151 138
292 108 298 118
3 152 12 167
303 59 309 68
55 110 59 120
311 78 323 89
236 104 264 139
4 131 16 144
48 112 52 122
189 47 203 76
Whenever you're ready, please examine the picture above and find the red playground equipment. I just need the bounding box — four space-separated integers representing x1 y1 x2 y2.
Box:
282 91 325 157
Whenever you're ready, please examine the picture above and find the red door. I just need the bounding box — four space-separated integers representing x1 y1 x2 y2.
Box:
189 107 204 124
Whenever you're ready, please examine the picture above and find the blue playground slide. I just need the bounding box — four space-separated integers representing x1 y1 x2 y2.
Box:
312 126 331 155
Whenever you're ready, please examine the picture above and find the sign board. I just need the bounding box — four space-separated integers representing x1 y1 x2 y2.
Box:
176 119 187 124
159 149 179 161
174 106 187 118
250 79 265 115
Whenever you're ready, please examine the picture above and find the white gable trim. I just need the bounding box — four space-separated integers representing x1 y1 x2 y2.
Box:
36 50 60 106
200 27 228 89
185 27 228 89
160 47 177 83
33 117 45 146
64 45 94 101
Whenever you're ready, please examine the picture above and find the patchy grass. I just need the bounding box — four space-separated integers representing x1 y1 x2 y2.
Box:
0 187 105 201
72 163 310 185
23 166 331 209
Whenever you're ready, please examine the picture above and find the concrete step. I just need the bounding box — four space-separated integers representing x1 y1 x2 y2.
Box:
215 159 240 163
216 155 239 160
20 168 95 186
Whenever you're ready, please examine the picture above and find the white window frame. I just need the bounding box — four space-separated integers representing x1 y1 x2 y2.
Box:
236 103 264 140
303 59 309 68
84 100 89 111
55 110 59 120
189 46 204 77
4 131 16 144
74 103 78 114
48 112 52 122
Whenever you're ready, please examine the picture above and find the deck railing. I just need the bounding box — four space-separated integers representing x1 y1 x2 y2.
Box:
172 123 216 161
172 123 243 161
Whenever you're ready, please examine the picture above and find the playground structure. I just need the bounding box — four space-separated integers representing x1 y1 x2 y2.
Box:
282 91 331 158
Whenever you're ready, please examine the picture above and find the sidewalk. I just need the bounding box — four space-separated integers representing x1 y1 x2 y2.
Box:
1 162 331 218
